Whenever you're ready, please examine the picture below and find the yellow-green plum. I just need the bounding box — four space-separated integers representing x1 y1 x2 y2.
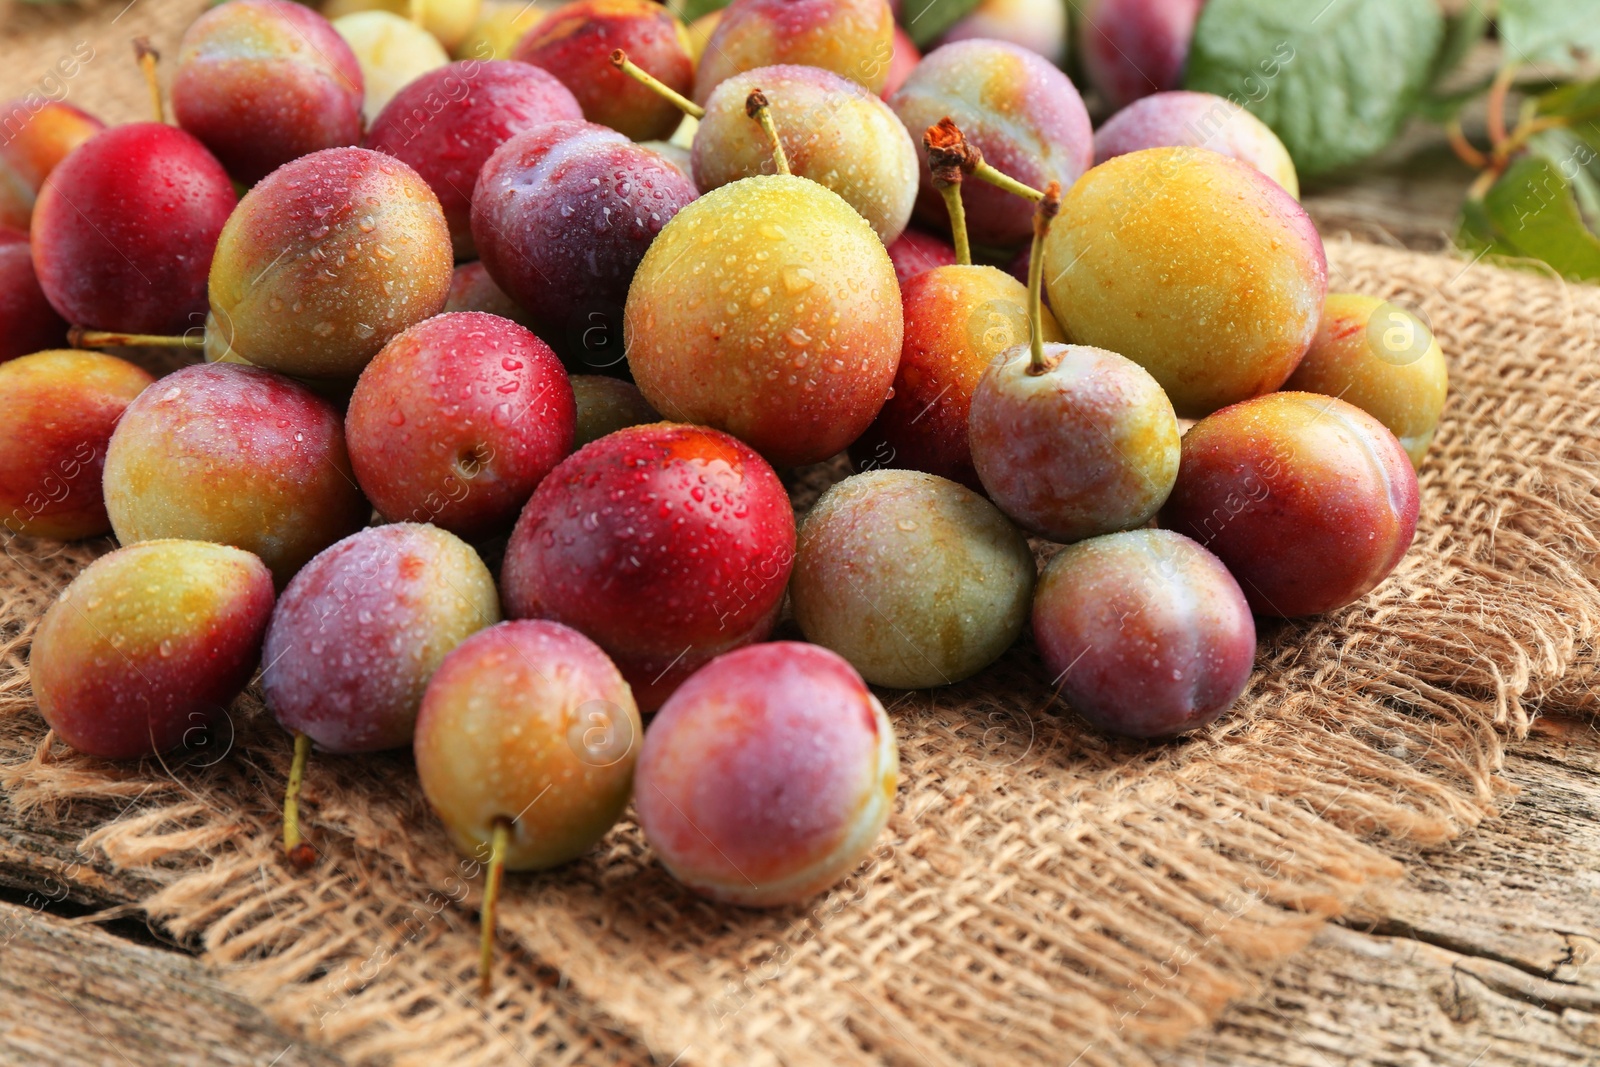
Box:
693 0 895 105
890 39 1092 247
324 0 482 52
32 540 275 759
1283 293 1448 467
1044 147 1327 418
103 363 370 586
332 11 452 122
415 620 641 869
790 469 1035 688
263 522 499 752
209 146 454 380
569 374 659 448
634 641 897 906
625 174 903 467
0 350 153 540
453 2 547 60
1093 91 1299 198
690 64 918 243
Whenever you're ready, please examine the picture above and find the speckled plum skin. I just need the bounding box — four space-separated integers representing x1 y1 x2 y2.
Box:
625 174 902 467
31 124 236 335
0 228 66 361
569 374 659 448
885 228 956 286
941 0 1068 66
173 0 365 185
365 60 583 259
1284 294 1449 468
263 523 500 753
890 39 1092 247
790 470 1034 688
0 100 103 191
850 264 1061 489
515 0 694 141
209 147 454 380
0 351 152 540
32 540 275 760
1044 148 1327 418
692 65 918 244
1159 392 1421 618
693 0 896 106
1077 0 1204 111
635 641 897 907
969 342 1180 543
415 620 641 869
473 121 697 371
1032 529 1255 739
1094 91 1300 199
346 312 576 537
104 363 370 587
500 423 796 711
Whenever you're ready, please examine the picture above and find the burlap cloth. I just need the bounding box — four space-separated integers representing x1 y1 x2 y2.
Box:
6 3 1600 1064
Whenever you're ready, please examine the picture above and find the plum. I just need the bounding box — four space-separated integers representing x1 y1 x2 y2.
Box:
689 64 918 243
262 522 500 753
1044 147 1326 418
0 100 103 191
1077 0 1204 111
365 60 582 259
941 0 1067 66
473 120 696 370
0 166 30 231
1159 392 1420 617
332 11 452 123
443 260 532 325
1283 293 1448 468
209 146 454 380
1094 90 1299 199
415 619 641 869
693 0 896 105
103 363 370 587
851 263 1061 489
890 39 1092 247
454 3 547 60
0 350 153 539
569 374 659 448
31 540 275 760
345 311 576 537
686 11 722 64
31 123 236 335
625 173 902 467
172 0 365 185
790 469 1035 688
881 26 919 99
635 641 897 906
885 228 956 285
0 227 66 361
515 0 695 141
499 422 795 711
1032 529 1255 739
323 0 483 52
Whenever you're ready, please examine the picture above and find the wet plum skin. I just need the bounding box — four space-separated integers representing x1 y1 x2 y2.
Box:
693 0 896 106
1093 90 1300 199
262 522 500 753
31 540 276 760
499 422 796 712
0 228 68 362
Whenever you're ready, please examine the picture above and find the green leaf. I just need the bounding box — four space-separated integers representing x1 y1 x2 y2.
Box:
1474 156 1600 281
901 0 985 49
1184 0 1444 177
1428 2 1491 91
1527 127 1600 233
1537 79 1600 123
1499 0 1600 71
676 0 732 22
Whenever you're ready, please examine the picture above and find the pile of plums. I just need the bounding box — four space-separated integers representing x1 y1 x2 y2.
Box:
2 0 1446 985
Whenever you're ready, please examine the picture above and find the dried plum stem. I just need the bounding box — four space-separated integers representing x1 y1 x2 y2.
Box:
924 121 973 265
1026 182 1061 376
282 732 316 870
69 327 204 350
745 90 790 176
610 49 705 120
478 818 511 997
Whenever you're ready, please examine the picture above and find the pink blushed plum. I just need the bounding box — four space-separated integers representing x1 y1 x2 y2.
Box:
442 261 532 326
885 228 957 286
1094 90 1299 198
0 99 104 191
0 227 67 361
31 540 275 760
1032 529 1255 739
1077 0 1204 111
635 641 897 906
499 422 795 711
693 0 896 106
345 312 576 538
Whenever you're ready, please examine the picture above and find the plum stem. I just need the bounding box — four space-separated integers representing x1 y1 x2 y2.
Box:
973 159 1044 203
478 818 511 997
1026 182 1061 376
69 327 205 350
745 91 790 176
133 38 166 125
937 185 971 265
924 121 972 265
610 50 705 120
282 732 316 870
1485 64 1517 150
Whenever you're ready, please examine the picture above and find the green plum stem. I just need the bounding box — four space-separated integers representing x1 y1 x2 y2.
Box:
282 732 316 869
69 327 204 350
936 182 972 266
478 818 511 997
973 160 1044 203
1026 182 1061 375
745 91 790 177
610 49 705 120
